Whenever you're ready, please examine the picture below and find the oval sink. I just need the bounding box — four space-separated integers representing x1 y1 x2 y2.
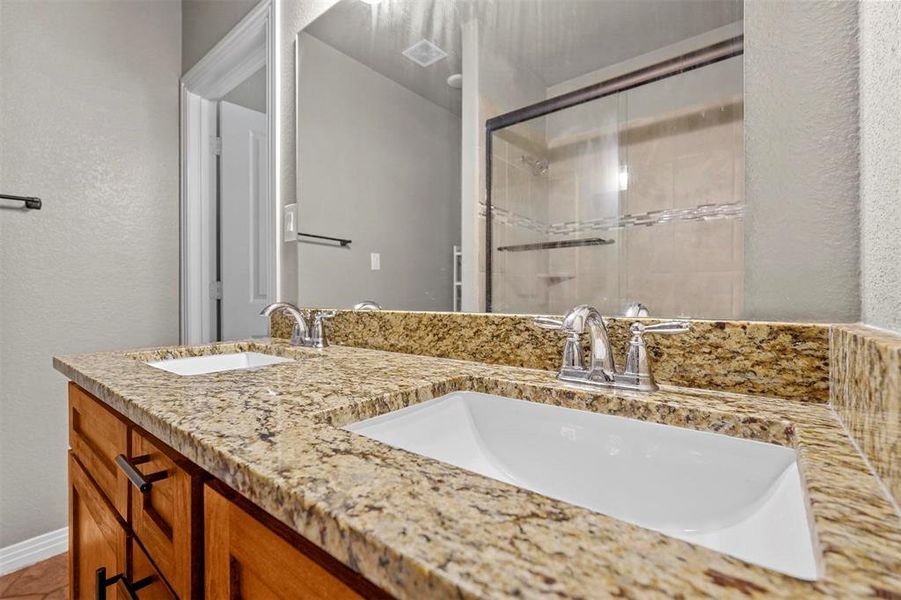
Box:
345 391 819 580
145 352 293 376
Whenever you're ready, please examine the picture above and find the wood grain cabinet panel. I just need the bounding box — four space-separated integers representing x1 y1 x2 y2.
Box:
129 539 177 599
204 485 386 600
129 430 202 599
69 453 128 600
69 383 129 518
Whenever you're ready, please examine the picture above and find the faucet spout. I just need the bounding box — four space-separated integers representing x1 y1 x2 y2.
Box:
260 302 310 346
561 304 616 380
260 302 304 321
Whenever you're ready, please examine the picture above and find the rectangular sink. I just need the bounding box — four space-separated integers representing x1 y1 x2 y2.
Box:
146 352 293 376
346 391 819 580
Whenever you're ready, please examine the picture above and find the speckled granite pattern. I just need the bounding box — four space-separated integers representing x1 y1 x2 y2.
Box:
54 341 899 599
831 324 901 507
272 310 831 402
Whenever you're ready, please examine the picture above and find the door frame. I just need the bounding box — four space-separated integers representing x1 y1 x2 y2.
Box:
179 0 278 344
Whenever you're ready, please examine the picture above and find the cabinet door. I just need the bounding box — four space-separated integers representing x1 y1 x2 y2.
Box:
69 453 127 600
128 430 201 599
128 539 176 599
69 383 129 518
205 485 372 600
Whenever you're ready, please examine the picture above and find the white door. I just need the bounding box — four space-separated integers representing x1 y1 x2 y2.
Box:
219 101 272 340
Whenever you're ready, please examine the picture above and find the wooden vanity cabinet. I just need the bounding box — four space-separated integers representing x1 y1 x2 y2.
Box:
67 384 202 599
204 484 386 600
68 383 389 599
68 453 128 599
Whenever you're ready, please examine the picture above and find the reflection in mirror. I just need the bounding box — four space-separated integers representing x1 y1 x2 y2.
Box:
297 0 464 312
182 5 275 345
296 0 743 318
220 66 271 341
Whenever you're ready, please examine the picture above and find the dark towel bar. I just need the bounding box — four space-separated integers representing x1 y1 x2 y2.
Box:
297 232 351 246
497 237 614 252
1 193 42 209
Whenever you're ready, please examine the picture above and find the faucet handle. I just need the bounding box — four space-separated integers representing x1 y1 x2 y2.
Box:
622 321 691 391
532 316 565 330
309 310 336 348
532 317 583 371
632 321 691 335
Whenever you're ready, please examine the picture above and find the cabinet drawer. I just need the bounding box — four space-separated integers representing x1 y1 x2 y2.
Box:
128 430 201 599
69 383 129 519
69 453 128 600
129 539 176 599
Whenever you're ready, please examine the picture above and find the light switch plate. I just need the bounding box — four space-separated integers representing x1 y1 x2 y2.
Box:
370 253 380 271
283 203 297 242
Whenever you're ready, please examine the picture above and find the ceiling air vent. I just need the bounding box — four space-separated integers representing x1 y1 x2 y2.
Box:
402 40 447 67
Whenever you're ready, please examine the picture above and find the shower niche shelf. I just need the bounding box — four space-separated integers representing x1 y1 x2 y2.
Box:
496 237 614 252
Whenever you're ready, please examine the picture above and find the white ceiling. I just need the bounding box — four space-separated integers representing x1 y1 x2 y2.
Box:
303 0 742 115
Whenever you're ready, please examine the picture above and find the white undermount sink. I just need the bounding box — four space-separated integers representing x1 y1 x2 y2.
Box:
346 391 819 580
146 352 292 376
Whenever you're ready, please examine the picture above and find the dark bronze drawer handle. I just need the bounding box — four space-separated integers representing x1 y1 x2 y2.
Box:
115 454 168 493
95 567 153 600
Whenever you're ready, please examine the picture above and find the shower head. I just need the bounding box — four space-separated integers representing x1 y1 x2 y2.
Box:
520 155 549 176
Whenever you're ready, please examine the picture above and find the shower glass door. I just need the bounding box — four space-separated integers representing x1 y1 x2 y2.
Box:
486 54 743 319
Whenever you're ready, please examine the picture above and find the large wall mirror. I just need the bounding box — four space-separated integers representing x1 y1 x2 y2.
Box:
296 0 756 320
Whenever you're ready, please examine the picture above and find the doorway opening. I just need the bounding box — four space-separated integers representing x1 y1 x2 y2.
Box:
180 0 278 344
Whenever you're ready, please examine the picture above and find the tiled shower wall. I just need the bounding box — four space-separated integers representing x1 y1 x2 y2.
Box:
491 124 551 314
489 95 745 319
618 100 744 318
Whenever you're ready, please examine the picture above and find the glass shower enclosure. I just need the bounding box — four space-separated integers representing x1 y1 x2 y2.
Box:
485 36 745 320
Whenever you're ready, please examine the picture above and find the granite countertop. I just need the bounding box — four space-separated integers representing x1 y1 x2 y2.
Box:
54 340 901 599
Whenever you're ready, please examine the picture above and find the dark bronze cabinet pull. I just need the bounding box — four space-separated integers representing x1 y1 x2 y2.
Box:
115 454 168 493
95 567 154 600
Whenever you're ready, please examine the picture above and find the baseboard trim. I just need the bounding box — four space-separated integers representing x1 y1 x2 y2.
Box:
0 527 67 576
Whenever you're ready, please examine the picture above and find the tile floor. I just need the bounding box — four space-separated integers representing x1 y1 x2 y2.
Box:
0 553 66 599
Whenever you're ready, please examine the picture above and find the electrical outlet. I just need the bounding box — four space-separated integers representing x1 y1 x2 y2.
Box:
370 253 380 271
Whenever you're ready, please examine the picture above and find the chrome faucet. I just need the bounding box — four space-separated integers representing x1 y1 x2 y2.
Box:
260 302 309 345
353 300 381 311
260 303 336 348
534 304 690 392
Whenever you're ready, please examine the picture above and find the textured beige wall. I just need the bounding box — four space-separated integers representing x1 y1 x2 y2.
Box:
743 0 860 323
859 0 901 334
181 0 259 74
0 1 181 547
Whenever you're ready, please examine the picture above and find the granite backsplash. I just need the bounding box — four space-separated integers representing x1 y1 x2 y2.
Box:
270 310 831 402
831 324 901 507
